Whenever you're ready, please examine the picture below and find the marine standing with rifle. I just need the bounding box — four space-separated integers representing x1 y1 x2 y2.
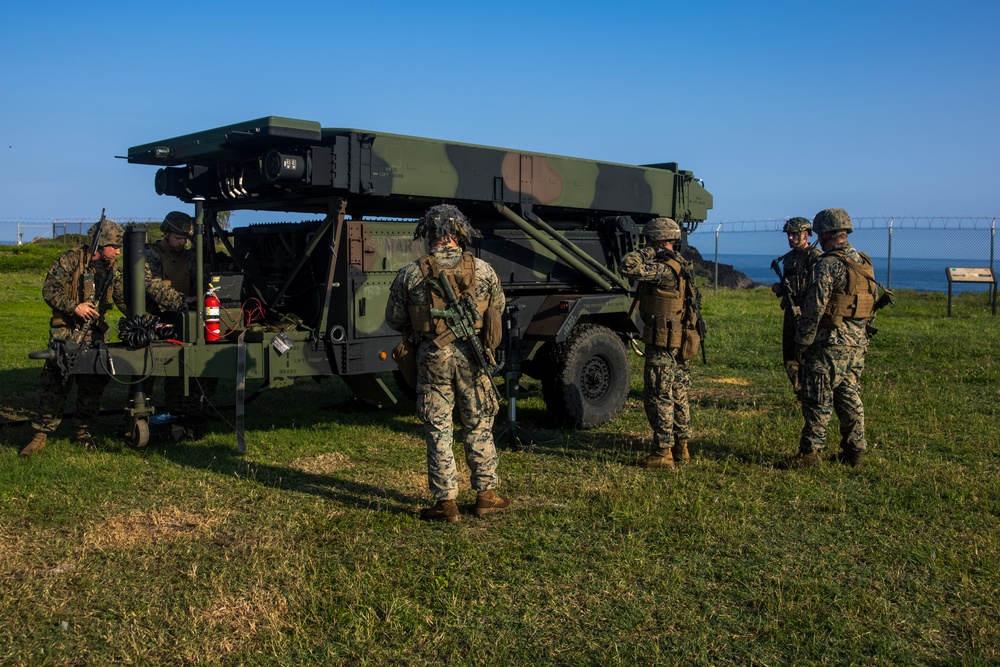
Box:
620 217 702 469
788 208 883 469
385 204 510 523
770 217 821 396
20 217 128 457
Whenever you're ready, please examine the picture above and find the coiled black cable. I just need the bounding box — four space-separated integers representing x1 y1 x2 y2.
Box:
118 315 175 349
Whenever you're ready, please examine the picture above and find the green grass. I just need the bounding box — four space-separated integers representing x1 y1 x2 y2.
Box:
1 248 999 666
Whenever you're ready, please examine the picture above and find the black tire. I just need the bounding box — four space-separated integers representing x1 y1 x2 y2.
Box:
392 370 418 401
543 324 630 429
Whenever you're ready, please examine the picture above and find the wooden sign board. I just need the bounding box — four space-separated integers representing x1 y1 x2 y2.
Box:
945 267 997 316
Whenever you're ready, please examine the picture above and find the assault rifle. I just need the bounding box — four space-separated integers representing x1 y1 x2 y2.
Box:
682 264 707 364
87 208 107 258
430 272 497 374
866 286 896 337
770 257 801 320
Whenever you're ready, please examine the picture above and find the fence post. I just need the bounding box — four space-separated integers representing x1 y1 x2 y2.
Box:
886 216 893 289
714 223 721 293
991 218 996 309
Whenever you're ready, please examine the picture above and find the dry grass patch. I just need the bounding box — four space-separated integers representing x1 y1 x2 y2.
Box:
288 451 354 475
85 506 222 549
181 588 293 662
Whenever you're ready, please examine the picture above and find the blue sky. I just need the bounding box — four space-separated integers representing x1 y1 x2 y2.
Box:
1 0 997 246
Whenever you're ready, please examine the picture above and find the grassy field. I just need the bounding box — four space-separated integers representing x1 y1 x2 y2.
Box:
1 242 998 665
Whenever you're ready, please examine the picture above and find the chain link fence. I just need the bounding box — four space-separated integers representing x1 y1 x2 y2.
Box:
687 216 997 296
4 215 997 298
0 218 161 246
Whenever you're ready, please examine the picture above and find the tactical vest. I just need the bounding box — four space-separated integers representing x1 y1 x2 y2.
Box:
782 247 818 302
638 257 687 349
50 247 115 328
151 241 192 294
407 252 499 350
819 249 878 329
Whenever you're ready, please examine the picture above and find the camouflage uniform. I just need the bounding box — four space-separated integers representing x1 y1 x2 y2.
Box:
144 239 195 315
385 245 505 501
795 240 870 456
31 243 127 436
776 244 821 393
619 245 692 452
143 239 197 411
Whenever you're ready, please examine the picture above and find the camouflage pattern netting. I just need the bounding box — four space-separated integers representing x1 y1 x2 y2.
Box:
413 204 481 244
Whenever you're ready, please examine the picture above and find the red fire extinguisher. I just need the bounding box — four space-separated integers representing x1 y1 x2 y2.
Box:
204 285 221 342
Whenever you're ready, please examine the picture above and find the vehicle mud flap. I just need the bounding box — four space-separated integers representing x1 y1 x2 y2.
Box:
236 330 247 453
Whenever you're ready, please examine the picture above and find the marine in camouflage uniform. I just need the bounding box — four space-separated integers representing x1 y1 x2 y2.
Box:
789 208 878 468
770 217 821 395
620 217 696 469
385 204 510 523
144 211 197 315
20 220 128 457
141 211 209 415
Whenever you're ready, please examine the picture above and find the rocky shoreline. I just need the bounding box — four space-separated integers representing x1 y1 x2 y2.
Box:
685 244 764 289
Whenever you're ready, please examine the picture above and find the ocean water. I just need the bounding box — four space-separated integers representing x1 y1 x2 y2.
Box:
715 253 997 295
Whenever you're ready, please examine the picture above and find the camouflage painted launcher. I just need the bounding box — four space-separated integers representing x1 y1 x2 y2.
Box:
88 117 715 447
128 116 712 226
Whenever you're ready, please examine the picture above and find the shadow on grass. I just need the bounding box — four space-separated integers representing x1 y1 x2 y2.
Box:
152 439 424 515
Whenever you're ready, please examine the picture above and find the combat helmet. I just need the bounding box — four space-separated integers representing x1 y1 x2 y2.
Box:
643 217 681 242
812 208 853 234
782 217 812 234
86 220 125 247
413 204 480 244
161 211 194 237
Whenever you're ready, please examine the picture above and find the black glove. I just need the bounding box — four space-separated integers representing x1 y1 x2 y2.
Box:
654 246 677 262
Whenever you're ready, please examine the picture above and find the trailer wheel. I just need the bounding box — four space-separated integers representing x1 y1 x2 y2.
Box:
125 418 150 449
392 370 418 401
543 324 629 428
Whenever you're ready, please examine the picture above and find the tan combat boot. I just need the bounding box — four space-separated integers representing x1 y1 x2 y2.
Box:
75 427 97 452
474 489 511 518
834 449 863 468
420 499 461 524
19 432 47 458
672 438 690 463
638 448 675 469
785 450 822 469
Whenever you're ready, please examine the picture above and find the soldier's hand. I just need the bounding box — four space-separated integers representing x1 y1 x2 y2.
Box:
74 302 98 320
770 283 782 296
653 246 675 261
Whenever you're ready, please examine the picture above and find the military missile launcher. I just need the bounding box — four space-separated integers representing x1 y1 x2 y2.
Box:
64 117 712 449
